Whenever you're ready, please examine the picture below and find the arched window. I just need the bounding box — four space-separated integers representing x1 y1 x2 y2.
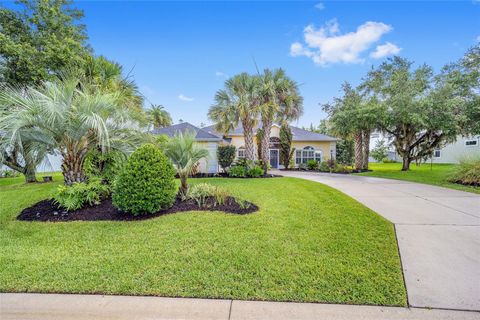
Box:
296 146 322 165
238 147 245 158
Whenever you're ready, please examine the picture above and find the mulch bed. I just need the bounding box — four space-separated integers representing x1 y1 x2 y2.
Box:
184 173 282 178
17 196 258 222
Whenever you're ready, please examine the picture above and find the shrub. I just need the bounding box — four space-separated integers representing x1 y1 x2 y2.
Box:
53 178 110 211
84 149 125 185
371 140 389 162
0 169 19 178
333 164 350 173
319 161 330 172
187 183 229 208
247 165 264 178
336 139 354 166
228 165 247 177
217 145 236 172
382 157 396 163
306 160 319 170
449 156 480 186
113 144 176 215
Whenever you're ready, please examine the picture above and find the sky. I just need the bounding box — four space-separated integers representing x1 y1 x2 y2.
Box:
8 0 480 127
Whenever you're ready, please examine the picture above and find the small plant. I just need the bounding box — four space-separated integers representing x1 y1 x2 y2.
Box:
236 198 251 210
247 165 264 178
53 178 110 211
187 183 229 208
228 165 247 177
306 160 319 170
113 144 176 215
217 145 236 172
0 169 19 178
448 156 480 186
298 163 307 170
371 140 389 162
319 161 330 172
382 157 396 163
333 164 350 173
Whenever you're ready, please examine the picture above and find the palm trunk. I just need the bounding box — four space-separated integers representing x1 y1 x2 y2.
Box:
362 130 370 170
261 118 273 172
62 149 87 186
179 175 188 196
353 131 363 171
24 165 38 183
242 120 256 162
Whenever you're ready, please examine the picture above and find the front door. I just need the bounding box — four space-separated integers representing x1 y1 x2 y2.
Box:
269 149 279 169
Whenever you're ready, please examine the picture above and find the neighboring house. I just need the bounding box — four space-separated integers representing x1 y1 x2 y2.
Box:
369 131 480 164
153 122 337 173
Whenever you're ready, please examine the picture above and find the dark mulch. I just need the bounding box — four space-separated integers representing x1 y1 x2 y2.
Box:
17 196 258 222
181 172 282 179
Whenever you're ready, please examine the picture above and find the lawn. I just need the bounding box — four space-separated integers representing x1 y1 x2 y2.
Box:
357 162 480 194
0 175 406 306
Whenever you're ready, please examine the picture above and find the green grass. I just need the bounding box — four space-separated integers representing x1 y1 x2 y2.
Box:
357 163 480 194
0 175 406 306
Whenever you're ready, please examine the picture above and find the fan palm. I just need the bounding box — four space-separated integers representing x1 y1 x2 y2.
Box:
164 130 209 195
208 73 259 161
0 78 146 185
147 104 172 129
257 69 303 171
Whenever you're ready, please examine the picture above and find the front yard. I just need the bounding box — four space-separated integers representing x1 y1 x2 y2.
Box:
0 176 406 306
357 163 480 194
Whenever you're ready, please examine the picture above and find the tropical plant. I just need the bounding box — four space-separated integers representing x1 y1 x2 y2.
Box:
217 145 236 172
83 149 125 185
448 155 480 186
0 78 146 185
187 183 229 208
147 104 172 129
228 165 247 178
53 177 110 211
164 130 209 195
209 73 259 161
113 144 176 215
246 165 264 178
257 69 303 172
370 140 389 162
279 123 295 169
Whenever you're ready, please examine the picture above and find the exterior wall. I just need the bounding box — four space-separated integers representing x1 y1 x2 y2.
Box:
431 135 480 164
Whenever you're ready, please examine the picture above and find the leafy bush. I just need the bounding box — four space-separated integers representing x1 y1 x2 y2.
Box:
228 165 247 177
333 164 350 173
371 140 389 162
336 139 354 166
0 169 19 178
449 156 480 186
217 145 236 172
84 149 125 185
306 160 319 170
247 165 264 177
113 144 176 215
319 161 330 172
53 178 110 211
187 183 229 208
382 157 397 163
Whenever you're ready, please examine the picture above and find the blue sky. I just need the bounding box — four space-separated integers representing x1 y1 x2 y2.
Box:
12 1 480 127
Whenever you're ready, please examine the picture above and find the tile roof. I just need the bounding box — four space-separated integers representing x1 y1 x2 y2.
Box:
151 122 222 141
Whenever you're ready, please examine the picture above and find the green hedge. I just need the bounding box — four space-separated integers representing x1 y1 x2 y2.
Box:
113 144 176 215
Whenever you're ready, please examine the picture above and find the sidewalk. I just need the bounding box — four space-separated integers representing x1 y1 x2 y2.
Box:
1 293 479 320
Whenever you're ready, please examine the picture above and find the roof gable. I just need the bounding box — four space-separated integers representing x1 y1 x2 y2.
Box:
151 122 222 141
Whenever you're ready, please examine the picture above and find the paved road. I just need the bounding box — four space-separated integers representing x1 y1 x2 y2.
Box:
1 293 479 320
278 170 480 311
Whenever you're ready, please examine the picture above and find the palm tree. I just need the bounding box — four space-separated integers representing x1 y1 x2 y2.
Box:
147 105 172 129
0 78 146 185
257 69 303 172
208 73 259 161
164 130 208 195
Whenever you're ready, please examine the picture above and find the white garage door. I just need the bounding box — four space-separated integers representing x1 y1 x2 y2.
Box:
206 143 219 173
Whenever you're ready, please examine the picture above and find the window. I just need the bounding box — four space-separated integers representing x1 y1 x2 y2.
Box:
296 146 322 164
465 140 478 147
237 147 245 158
434 148 441 158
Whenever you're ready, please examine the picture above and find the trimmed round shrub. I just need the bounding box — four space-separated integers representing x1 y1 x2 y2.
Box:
228 165 247 177
112 144 176 215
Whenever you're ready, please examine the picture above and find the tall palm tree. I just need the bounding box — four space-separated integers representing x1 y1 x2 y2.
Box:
257 69 303 172
164 130 209 195
209 73 259 161
0 78 146 185
147 104 172 129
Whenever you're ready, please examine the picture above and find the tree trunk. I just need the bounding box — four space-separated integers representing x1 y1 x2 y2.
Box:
362 130 371 170
24 165 38 183
353 131 363 171
261 119 273 172
242 120 256 162
62 151 87 186
402 156 411 171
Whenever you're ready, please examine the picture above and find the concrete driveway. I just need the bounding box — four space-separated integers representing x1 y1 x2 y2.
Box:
278 170 480 312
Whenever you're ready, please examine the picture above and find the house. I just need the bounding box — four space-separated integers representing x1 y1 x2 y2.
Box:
153 122 337 173
369 131 480 164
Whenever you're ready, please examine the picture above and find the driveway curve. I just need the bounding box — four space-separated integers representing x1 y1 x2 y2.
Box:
278 170 480 312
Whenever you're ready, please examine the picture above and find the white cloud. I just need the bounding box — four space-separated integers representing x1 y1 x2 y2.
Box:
178 94 194 102
314 2 325 10
290 19 395 66
370 42 401 59
215 71 228 78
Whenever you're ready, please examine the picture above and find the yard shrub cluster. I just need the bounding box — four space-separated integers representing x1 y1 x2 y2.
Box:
449 156 480 186
113 144 176 215
227 159 264 178
306 159 319 170
53 178 110 211
186 183 229 208
217 145 236 172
